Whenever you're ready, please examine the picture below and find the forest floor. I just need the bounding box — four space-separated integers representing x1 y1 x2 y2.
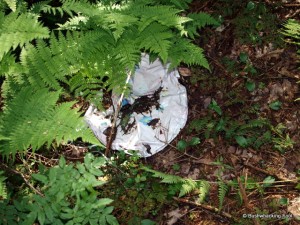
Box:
1 1 299 225
143 1 300 225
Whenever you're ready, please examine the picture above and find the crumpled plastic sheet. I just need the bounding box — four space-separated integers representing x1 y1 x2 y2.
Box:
84 54 188 157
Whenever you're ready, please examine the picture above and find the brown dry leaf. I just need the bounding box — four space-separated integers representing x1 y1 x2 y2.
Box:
188 168 200 180
178 67 192 76
256 48 284 59
288 197 300 220
165 208 187 225
203 97 212 109
279 67 300 79
180 162 191 175
269 82 283 102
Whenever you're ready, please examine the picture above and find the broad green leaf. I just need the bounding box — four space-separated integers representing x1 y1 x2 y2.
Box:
59 157 66 168
245 81 256 92
105 214 119 225
45 205 54 222
31 173 48 184
269 100 282 110
102 206 114 215
38 210 46 225
235 136 248 147
246 1 255 10
239 52 248 63
189 137 200 146
177 140 188 151
208 99 222 115
279 198 288 205
262 176 275 188
95 198 113 208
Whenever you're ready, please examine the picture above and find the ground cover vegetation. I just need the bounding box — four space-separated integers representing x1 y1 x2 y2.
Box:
0 0 299 224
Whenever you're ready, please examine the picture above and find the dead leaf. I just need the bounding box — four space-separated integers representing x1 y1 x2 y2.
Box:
180 162 191 175
203 97 212 109
288 197 300 220
166 208 187 225
178 67 192 76
188 168 200 180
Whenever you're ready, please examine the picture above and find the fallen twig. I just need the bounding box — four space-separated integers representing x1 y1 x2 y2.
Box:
243 162 298 184
173 197 237 222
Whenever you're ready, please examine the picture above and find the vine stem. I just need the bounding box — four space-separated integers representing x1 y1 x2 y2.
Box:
105 71 132 156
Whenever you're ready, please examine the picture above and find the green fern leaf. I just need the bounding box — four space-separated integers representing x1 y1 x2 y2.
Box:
3 0 16 11
114 29 141 70
168 38 210 69
0 88 99 156
142 166 184 184
282 19 300 43
218 181 228 210
138 22 173 63
0 171 7 200
186 13 219 39
104 11 138 40
0 12 49 60
198 180 210 203
179 179 198 197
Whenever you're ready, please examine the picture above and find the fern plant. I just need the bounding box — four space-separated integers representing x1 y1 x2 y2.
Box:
0 0 218 156
142 166 211 202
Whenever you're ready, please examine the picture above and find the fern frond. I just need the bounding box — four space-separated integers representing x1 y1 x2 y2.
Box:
282 19 300 43
0 12 49 60
0 88 99 156
186 13 219 39
138 22 173 63
126 4 187 34
218 181 228 210
198 180 210 203
0 171 7 200
58 15 89 30
179 179 198 197
239 119 268 131
61 0 100 17
168 38 209 70
3 0 16 11
142 166 184 184
114 29 141 70
104 11 138 40
30 1 66 17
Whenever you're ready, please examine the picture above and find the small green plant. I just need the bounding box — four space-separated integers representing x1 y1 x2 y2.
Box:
269 100 282 111
176 137 201 152
233 1 281 45
98 153 173 224
271 123 294 153
0 154 118 225
208 99 222 115
189 116 273 149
